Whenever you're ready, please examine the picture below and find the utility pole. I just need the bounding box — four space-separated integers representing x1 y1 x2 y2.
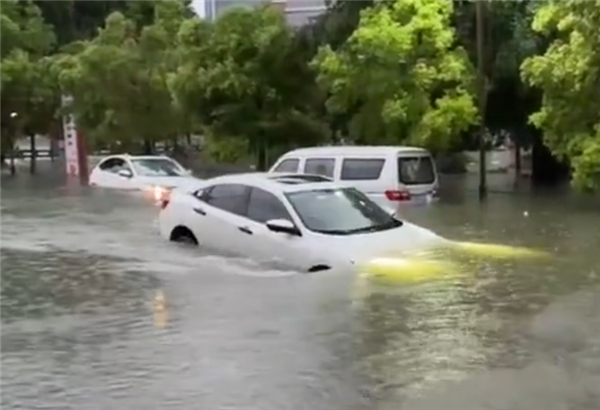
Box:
476 0 488 200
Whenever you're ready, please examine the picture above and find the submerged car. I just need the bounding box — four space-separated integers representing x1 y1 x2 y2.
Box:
89 154 201 193
157 172 445 272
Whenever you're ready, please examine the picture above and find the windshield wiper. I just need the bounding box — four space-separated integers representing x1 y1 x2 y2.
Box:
314 221 399 236
313 229 354 235
346 219 403 234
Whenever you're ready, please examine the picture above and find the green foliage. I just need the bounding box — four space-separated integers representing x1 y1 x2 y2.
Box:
203 133 250 164
33 1 193 47
313 0 478 150
53 1 193 151
169 5 327 168
1 0 58 154
1 0 598 191
521 0 600 191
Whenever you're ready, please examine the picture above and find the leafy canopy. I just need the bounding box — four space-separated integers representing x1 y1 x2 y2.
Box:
312 0 478 150
168 5 327 166
521 0 600 191
1 0 57 144
53 1 192 150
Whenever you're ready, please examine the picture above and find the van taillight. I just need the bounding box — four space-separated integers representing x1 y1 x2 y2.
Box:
385 190 411 201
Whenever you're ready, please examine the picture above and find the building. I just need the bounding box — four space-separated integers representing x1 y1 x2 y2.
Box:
192 0 326 26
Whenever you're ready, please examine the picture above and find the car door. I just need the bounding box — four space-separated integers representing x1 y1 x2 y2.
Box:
190 183 255 257
91 157 118 187
242 187 307 270
92 157 136 189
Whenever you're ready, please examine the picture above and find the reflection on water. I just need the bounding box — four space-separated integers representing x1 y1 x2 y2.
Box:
1 168 600 410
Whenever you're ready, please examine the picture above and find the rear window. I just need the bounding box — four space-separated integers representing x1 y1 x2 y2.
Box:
304 158 335 178
340 158 385 181
398 156 435 185
272 158 299 173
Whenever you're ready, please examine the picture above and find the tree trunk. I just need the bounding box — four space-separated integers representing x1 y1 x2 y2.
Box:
531 132 569 186
514 140 521 176
143 139 153 155
29 134 37 174
256 136 267 171
9 143 16 175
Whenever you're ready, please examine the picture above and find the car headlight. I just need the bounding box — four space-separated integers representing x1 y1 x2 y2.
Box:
144 185 172 202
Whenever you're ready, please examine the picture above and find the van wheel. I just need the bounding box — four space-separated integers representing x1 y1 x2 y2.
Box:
169 226 198 245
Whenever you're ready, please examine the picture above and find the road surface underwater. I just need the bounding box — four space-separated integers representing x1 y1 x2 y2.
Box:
1 173 599 410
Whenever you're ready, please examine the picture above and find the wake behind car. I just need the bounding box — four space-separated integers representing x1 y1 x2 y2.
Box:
157 172 445 272
89 154 202 194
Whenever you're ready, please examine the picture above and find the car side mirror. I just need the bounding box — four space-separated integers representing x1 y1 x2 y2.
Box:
266 219 301 236
118 169 133 178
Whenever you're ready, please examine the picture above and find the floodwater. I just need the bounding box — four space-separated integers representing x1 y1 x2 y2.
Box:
1 165 599 410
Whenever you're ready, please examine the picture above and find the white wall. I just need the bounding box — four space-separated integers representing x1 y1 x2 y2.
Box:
191 0 206 18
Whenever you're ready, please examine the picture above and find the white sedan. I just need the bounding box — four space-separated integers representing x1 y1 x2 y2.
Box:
89 154 202 192
157 172 445 272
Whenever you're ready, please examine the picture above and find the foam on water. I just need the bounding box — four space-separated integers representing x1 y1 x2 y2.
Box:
1 201 299 279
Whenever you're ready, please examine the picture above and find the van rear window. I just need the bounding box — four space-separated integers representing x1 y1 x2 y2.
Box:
398 156 435 185
272 158 299 173
340 158 385 180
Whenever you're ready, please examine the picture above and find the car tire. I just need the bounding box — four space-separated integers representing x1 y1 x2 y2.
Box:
169 226 198 245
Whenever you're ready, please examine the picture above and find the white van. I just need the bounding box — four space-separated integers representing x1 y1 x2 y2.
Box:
268 146 438 208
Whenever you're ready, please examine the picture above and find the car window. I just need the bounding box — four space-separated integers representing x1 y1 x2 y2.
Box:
98 158 129 173
272 158 299 173
398 156 435 185
304 158 335 178
131 158 185 177
246 188 292 223
340 158 385 180
203 184 249 216
285 187 401 235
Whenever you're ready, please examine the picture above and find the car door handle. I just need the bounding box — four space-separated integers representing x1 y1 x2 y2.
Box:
193 207 206 216
238 226 253 235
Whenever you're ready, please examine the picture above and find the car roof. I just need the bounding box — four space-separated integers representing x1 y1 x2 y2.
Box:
126 155 174 160
202 172 343 194
102 154 175 160
279 145 430 157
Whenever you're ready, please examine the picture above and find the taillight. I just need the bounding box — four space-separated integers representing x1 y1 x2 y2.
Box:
385 189 411 201
158 199 170 210
153 187 171 209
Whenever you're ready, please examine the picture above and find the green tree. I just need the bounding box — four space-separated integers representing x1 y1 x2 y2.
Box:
53 1 193 153
312 1 541 147
1 0 58 170
33 1 193 47
312 0 478 150
521 0 600 191
169 5 327 168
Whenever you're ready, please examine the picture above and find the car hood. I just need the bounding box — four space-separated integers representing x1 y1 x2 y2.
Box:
138 176 203 190
318 221 447 264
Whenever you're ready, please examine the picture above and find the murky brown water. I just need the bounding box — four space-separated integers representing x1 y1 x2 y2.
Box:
2 164 599 410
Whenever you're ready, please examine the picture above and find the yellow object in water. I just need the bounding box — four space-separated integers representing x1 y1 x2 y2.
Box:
153 290 168 328
358 256 459 284
451 241 549 259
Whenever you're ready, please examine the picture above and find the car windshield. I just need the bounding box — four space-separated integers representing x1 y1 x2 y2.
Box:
131 158 186 177
285 187 402 235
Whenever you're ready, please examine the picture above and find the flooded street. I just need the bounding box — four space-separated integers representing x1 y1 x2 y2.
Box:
2 167 599 410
